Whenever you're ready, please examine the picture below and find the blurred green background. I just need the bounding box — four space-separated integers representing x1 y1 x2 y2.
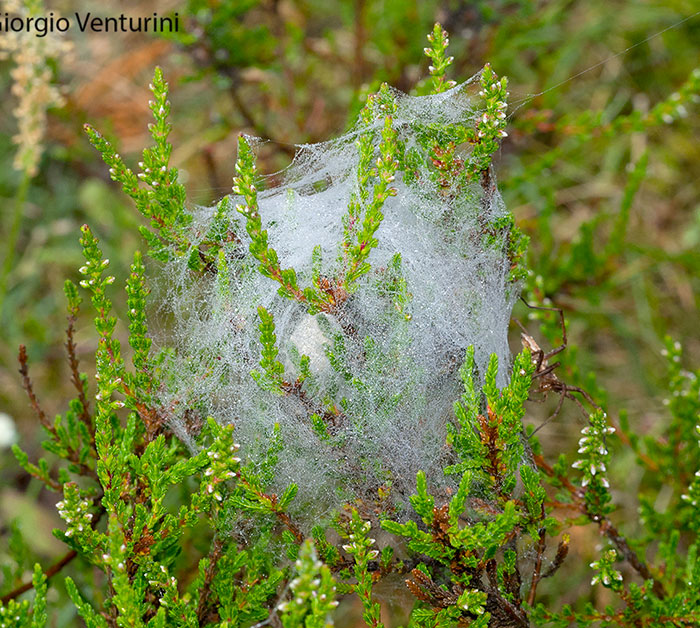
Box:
1 0 699 622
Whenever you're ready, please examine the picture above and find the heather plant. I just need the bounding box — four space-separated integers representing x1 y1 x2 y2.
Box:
1 22 700 628
0 0 72 320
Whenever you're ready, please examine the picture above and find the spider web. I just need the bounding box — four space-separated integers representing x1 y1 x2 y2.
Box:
153 74 521 527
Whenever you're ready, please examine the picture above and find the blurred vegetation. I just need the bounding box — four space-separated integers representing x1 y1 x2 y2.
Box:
1 0 699 625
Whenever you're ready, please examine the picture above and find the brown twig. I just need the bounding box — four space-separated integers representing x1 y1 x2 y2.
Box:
1 492 105 605
405 568 458 608
537 599 699 628
598 518 665 599
483 582 530 628
540 534 570 579
274 510 304 544
65 314 94 437
196 536 225 625
0 550 77 605
534 454 666 599
526 522 547 606
18 344 53 434
19 345 97 480
479 406 506 491
503 536 524 601
280 379 343 430
237 475 305 544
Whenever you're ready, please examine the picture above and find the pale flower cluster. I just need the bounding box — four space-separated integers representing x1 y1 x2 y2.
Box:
0 0 72 177
571 418 615 488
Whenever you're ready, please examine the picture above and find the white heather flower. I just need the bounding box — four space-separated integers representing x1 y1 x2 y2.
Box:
0 413 18 449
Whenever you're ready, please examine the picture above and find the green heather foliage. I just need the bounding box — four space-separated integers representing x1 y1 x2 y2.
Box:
2 21 700 628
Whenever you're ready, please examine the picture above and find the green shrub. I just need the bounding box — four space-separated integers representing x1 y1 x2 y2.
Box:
2 21 699 628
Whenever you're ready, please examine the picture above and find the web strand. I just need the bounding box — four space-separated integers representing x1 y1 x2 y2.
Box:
506 9 700 119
